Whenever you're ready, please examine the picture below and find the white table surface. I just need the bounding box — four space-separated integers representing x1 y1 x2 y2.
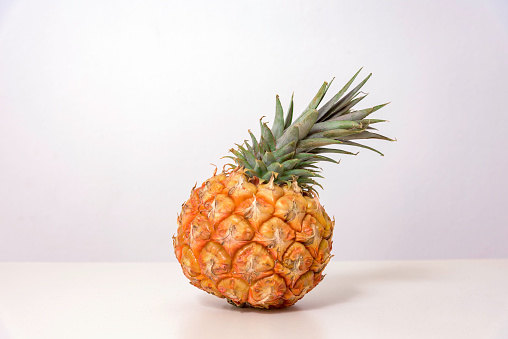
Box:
0 260 507 339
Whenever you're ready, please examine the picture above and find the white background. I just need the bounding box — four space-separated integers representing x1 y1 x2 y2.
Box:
1 0 507 261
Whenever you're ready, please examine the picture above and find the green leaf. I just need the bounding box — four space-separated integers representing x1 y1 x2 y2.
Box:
237 144 257 167
254 159 267 174
249 130 260 156
281 81 327 139
281 158 301 171
317 68 362 120
245 168 262 178
260 122 276 151
262 151 276 166
309 147 358 156
296 138 342 152
297 178 324 190
284 93 294 129
359 119 387 126
230 148 246 162
276 125 299 149
340 140 384 156
298 161 321 169
290 104 318 132
271 95 285 139
258 136 267 155
294 153 318 161
332 103 389 121
295 153 341 163
309 120 361 134
307 81 330 111
267 162 284 174
261 171 278 181
340 131 394 142
223 156 242 168
277 151 295 163
233 156 250 168
244 140 253 154
237 159 250 168
328 94 368 118
279 169 323 179
309 154 341 163
308 128 362 139
319 73 372 122
272 140 296 159
294 109 319 139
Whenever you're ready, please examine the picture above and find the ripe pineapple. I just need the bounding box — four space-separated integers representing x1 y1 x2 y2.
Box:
173 69 392 308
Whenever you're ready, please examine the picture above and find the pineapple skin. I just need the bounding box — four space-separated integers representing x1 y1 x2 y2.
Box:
173 168 334 309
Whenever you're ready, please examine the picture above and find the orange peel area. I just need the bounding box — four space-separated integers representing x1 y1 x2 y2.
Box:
174 170 333 308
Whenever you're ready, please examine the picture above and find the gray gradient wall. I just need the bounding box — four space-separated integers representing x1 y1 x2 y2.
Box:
1 0 507 261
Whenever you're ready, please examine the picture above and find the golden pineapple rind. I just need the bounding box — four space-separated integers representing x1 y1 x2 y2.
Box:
173 168 334 309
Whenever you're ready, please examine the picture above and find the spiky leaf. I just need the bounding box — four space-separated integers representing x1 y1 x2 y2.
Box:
249 130 260 156
317 68 362 120
271 95 285 139
296 138 342 152
267 162 284 175
277 151 296 164
340 140 384 156
309 147 358 156
340 131 394 142
309 120 361 134
319 73 371 122
295 153 340 163
284 93 294 129
260 122 276 151
307 81 330 111
332 103 389 121
308 129 362 139
276 125 299 149
262 151 276 166
237 145 256 168
281 158 301 171
272 140 297 159
294 109 319 139
254 159 267 174
228 70 393 191
328 94 368 119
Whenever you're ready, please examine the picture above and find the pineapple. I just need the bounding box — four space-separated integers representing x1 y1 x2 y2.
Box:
173 69 392 308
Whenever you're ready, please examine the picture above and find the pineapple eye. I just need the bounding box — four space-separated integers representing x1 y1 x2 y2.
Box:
284 210 296 222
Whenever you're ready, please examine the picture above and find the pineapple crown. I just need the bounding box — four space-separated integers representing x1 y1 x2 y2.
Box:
226 69 393 194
